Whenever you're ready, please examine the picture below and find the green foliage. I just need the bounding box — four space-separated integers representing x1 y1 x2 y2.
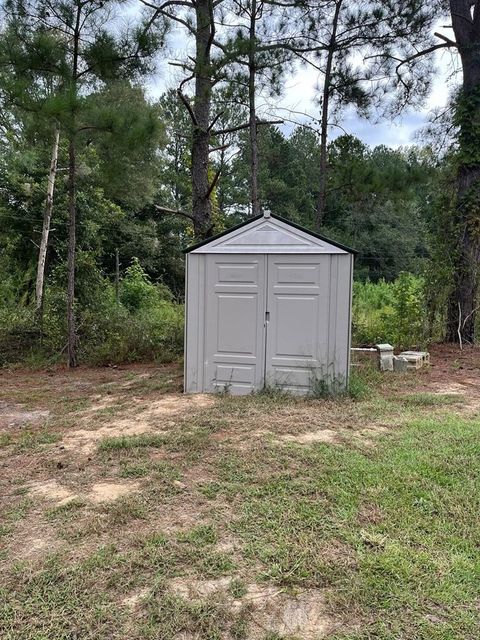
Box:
0 258 183 366
353 273 427 348
78 260 183 365
120 258 162 312
225 131 435 282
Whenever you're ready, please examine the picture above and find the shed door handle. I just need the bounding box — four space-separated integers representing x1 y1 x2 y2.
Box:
265 311 270 322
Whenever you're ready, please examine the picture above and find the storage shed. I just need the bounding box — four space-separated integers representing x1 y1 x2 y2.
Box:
184 212 355 395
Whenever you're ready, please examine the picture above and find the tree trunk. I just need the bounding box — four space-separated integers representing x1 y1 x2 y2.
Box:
191 0 213 238
315 0 342 231
249 0 260 216
445 3 480 343
67 135 77 367
35 123 60 319
67 4 81 367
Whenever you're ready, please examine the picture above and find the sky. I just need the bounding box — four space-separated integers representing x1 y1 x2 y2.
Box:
146 18 461 150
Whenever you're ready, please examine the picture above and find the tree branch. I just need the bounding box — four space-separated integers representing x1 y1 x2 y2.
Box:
209 143 231 153
434 31 457 47
206 168 221 199
154 204 195 221
212 119 283 136
395 41 454 75
177 89 198 126
207 111 225 132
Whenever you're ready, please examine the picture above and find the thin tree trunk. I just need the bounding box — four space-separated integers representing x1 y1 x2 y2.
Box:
315 0 342 231
67 3 81 367
445 1 480 343
249 0 260 216
115 248 120 304
191 0 213 238
67 136 77 367
35 123 60 319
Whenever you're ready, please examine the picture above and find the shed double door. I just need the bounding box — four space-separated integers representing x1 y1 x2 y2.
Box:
204 254 328 394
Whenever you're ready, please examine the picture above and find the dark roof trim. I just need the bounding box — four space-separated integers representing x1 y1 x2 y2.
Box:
183 213 357 255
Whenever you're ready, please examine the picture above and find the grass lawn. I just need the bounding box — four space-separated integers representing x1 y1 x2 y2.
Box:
1 346 480 639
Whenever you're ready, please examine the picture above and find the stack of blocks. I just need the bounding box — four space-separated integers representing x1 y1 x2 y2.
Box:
374 345 430 372
397 351 430 370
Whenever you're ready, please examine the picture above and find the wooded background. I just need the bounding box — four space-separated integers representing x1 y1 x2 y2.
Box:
1 0 479 366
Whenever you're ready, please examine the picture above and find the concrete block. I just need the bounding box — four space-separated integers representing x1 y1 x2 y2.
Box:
376 343 394 372
398 351 430 370
393 356 408 372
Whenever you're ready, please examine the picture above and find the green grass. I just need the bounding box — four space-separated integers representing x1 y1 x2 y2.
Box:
118 462 151 478
2 372 480 639
99 433 168 450
397 392 462 407
208 415 480 638
0 429 62 451
46 499 87 521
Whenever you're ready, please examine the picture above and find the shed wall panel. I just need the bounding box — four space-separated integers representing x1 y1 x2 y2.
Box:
265 254 330 393
327 254 352 389
203 254 266 394
184 254 205 393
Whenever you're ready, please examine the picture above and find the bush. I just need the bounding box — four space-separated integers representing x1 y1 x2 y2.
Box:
0 258 183 366
352 273 427 349
77 259 183 364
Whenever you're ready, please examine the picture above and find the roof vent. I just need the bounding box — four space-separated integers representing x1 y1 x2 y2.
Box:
263 210 271 218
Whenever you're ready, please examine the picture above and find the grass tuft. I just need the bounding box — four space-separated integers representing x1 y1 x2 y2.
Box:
99 433 167 451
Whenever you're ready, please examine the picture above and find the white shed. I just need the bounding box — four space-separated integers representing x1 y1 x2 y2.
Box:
184 212 355 395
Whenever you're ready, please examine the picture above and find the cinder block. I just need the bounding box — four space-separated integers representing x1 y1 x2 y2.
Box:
398 351 430 370
393 356 408 372
376 343 394 372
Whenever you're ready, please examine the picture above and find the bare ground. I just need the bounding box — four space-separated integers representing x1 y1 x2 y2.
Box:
1 346 479 639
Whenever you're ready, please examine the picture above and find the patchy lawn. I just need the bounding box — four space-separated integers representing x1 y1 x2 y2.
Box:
1 346 480 639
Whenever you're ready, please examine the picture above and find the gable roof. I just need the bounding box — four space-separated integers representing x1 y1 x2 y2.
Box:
184 213 356 255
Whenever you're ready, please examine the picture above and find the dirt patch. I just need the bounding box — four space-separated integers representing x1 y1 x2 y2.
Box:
145 394 215 415
358 503 383 525
121 587 150 609
27 478 139 506
275 422 391 447
8 516 65 562
89 481 139 503
62 424 171 456
63 394 215 455
169 576 231 599
426 381 480 411
248 587 334 639
0 402 50 429
28 479 77 506
278 429 339 445
168 576 335 638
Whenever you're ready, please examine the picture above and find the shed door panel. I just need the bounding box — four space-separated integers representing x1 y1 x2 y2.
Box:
204 255 266 394
265 255 329 393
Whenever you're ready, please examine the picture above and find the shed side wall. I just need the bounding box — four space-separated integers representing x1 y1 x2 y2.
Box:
185 254 205 393
327 254 352 388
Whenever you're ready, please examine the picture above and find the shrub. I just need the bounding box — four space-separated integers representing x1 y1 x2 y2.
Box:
352 273 427 349
78 260 183 364
0 258 183 366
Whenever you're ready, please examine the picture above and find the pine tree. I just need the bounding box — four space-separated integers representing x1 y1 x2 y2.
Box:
293 0 437 229
5 0 162 366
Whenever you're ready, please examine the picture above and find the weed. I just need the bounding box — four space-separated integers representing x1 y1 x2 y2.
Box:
118 463 150 478
347 370 373 400
229 578 247 599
